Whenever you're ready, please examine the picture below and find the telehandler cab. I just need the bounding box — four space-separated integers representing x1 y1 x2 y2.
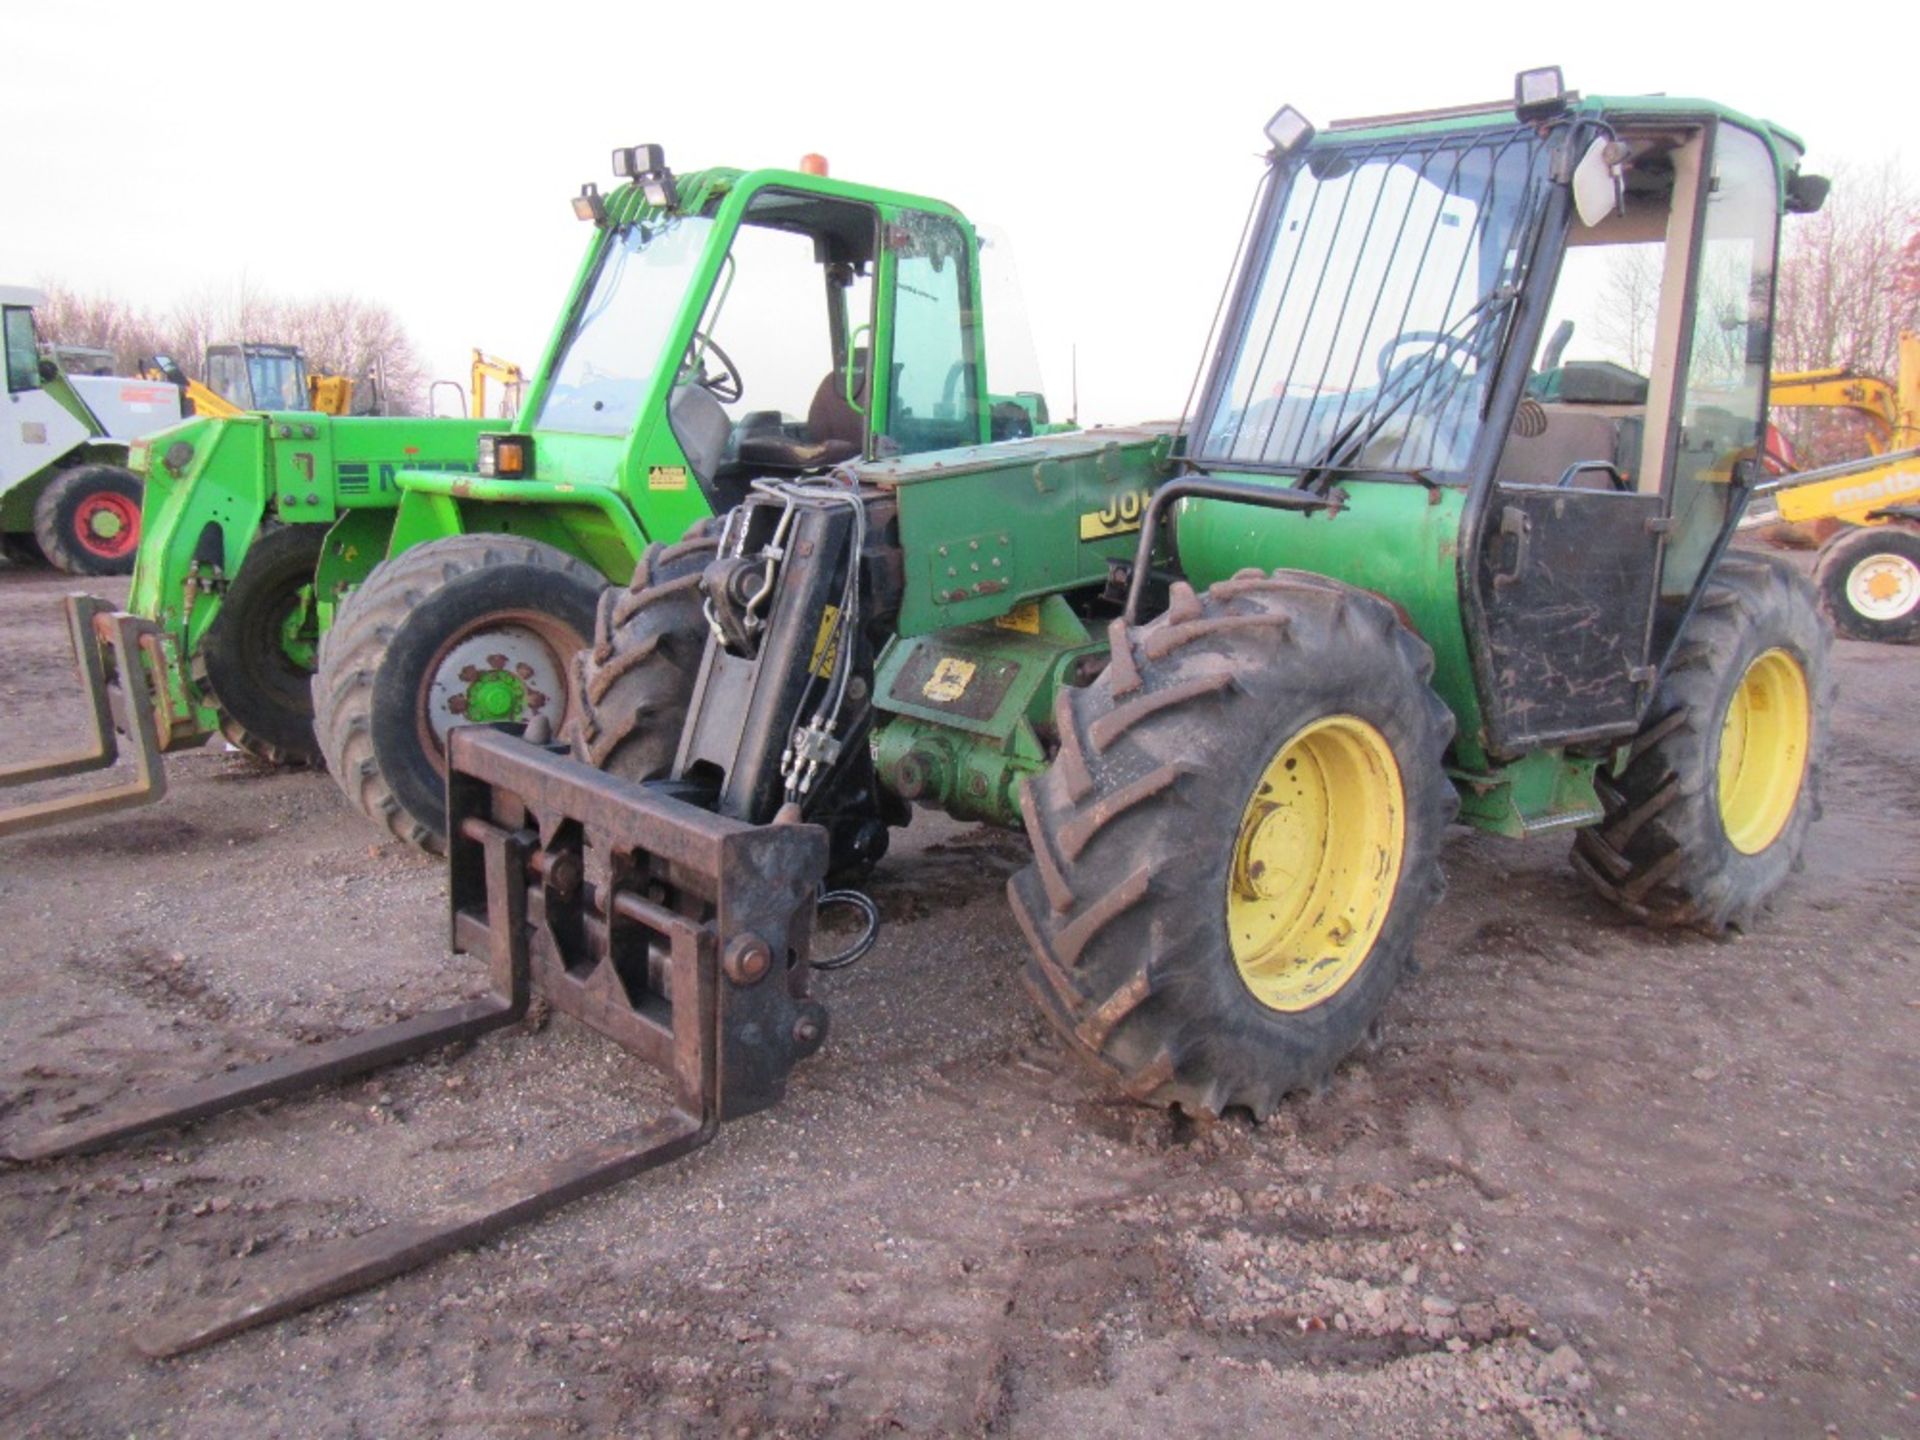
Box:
0 151 1055 842
4 72 1835 1358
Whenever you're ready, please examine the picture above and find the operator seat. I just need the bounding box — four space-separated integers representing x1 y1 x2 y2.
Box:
734 355 869 472
1498 362 1650 491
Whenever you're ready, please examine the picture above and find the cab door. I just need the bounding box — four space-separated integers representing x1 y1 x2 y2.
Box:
1474 118 1784 756
1473 479 1667 750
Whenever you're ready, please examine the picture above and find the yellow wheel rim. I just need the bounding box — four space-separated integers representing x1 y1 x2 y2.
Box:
1716 648 1811 855
1227 715 1406 1013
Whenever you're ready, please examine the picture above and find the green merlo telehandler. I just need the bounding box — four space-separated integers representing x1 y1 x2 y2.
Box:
3 72 1836 1358
0 149 1055 844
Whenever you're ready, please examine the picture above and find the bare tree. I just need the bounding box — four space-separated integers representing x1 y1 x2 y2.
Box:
1899 228 1920 310
35 285 175 373
1772 159 1920 377
1763 164 1919 468
34 282 428 414
1594 247 1662 372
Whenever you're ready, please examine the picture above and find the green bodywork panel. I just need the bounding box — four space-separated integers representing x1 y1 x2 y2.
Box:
1450 749 1606 838
867 426 1174 638
312 508 397 628
828 428 1173 829
1173 476 1490 767
871 596 1101 827
124 412 498 731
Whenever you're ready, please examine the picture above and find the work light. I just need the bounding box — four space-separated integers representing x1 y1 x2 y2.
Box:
613 144 679 209
1263 105 1315 155
572 183 606 223
1513 66 1569 122
477 433 532 479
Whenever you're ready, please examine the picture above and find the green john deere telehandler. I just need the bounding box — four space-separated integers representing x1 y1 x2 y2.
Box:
0 149 1056 843
3 71 1836 1358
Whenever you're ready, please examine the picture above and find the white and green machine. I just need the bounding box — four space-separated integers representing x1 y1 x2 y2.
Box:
2 286 181 574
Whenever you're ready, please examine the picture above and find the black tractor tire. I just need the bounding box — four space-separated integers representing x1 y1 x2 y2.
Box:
1811 523 1920 644
2 533 46 566
1010 571 1457 1119
32 464 144 576
569 529 720 778
199 523 329 766
1573 553 1832 933
313 535 607 852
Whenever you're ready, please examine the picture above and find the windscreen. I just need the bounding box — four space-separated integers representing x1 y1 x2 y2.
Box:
1200 125 1551 477
248 352 309 411
538 214 717 437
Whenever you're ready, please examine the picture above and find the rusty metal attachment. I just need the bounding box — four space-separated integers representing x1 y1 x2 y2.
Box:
0 596 177 840
3 726 829 1357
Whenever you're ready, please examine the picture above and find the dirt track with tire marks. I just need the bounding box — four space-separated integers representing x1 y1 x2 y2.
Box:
0 558 1913 1436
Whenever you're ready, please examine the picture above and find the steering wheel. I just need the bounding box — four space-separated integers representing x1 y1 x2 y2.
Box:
1375 329 1473 388
684 331 743 404
1556 461 1632 492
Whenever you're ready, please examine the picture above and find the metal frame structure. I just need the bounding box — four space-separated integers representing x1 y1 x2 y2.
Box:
4 726 828 1356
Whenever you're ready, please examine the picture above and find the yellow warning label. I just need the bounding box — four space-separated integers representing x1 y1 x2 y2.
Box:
809 604 841 678
922 656 977 703
1078 488 1150 540
648 465 689 491
993 602 1042 634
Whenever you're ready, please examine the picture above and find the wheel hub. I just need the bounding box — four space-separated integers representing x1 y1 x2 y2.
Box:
426 626 567 746
1716 647 1811 855
74 493 139 559
277 585 319 671
1227 714 1405 1013
1846 551 1919 622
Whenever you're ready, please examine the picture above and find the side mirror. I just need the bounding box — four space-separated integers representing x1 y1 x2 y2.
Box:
1786 172 1830 215
1571 138 1626 228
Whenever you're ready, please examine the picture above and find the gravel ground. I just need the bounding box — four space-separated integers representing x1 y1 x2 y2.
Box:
0 556 1913 1438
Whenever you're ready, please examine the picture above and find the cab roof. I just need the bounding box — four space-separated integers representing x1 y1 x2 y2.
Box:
1311 92 1807 204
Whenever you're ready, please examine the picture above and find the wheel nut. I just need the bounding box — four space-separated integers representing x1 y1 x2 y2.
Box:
723 934 773 986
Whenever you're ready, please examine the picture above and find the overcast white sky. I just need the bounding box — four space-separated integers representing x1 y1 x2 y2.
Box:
3 3 1907 424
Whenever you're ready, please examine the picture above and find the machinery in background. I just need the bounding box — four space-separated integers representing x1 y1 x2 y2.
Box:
430 350 526 420
1751 332 1920 642
2 286 180 574
472 348 525 419
143 343 360 420
40 343 117 377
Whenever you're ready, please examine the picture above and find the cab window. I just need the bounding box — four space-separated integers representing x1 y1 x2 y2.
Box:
884 211 979 457
1501 128 1691 498
5 307 41 392
207 349 251 408
1665 125 1780 588
694 192 875 431
664 190 879 507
